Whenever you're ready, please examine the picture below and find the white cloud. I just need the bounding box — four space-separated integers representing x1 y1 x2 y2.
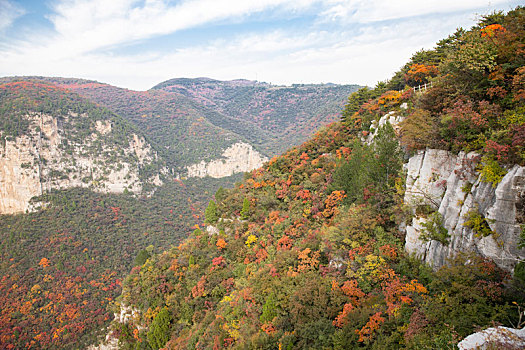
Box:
0 0 25 32
43 0 317 56
319 0 513 23
0 10 477 90
0 0 520 90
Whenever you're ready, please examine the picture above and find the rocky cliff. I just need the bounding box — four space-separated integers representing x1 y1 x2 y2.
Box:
0 112 161 214
458 326 525 349
404 148 525 271
186 142 267 178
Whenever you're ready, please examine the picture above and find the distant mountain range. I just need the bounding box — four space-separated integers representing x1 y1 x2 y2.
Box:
153 77 360 157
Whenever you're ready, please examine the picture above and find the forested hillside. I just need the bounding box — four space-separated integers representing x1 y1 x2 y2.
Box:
0 175 246 349
109 7 525 350
153 78 360 156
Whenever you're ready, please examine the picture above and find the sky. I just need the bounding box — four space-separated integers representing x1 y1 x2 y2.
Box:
0 0 522 91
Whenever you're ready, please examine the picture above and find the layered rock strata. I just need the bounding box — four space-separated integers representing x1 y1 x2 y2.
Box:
186 142 267 178
0 113 160 214
404 149 525 271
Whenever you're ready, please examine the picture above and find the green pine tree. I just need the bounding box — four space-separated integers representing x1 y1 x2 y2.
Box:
205 200 218 224
147 307 172 349
240 197 250 220
331 139 373 204
215 186 226 203
372 122 402 188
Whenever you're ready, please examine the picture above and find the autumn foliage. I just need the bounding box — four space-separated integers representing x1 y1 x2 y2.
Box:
109 8 525 350
2 6 524 350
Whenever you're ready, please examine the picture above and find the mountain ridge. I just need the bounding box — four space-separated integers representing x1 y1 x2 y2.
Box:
0 76 359 168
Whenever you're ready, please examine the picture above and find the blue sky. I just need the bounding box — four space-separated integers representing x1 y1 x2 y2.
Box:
0 0 522 90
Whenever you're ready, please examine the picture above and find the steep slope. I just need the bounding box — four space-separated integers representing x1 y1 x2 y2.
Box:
109 120 522 349
153 78 360 155
0 80 163 214
107 7 525 350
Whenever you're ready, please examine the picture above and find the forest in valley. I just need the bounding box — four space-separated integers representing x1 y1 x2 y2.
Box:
0 176 244 349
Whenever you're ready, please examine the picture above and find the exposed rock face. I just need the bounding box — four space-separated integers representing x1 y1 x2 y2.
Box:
88 304 140 350
186 142 267 178
404 149 458 209
0 113 161 214
458 326 525 349
0 134 43 214
206 225 220 236
364 111 405 144
404 149 525 271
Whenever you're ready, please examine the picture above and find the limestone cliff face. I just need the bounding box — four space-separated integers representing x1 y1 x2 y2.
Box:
0 113 161 214
458 326 525 349
88 304 140 350
186 142 267 178
404 149 525 271
364 109 406 144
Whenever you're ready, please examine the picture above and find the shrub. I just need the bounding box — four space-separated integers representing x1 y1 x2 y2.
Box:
400 109 437 150
479 156 507 187
419 212 450 246
461 182 473 194
134 249 151 266
463 210 496 238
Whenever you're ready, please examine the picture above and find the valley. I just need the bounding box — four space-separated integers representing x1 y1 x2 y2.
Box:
1 5 524 350
0 76 357 348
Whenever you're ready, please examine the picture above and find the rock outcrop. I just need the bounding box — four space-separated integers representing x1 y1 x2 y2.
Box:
458 326 525 349
404 149 525 271
186 142 267 178
88 304 140 350
364 110 405 144
0 113 161 214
